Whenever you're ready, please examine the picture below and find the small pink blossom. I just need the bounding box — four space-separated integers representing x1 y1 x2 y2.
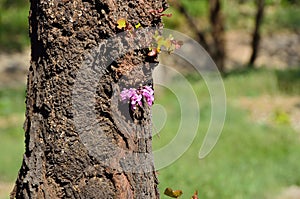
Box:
120 86 154 110
120 88 136 101
141 86 154 106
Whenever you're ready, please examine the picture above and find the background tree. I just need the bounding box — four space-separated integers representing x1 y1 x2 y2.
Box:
209 0 226 73
172 0 226 73
11 0 167 198
249 0 265 66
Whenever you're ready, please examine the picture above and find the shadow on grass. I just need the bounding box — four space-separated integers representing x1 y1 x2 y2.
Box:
276 68 300 95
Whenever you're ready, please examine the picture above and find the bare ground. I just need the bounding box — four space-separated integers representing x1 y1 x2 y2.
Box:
237 95 300 132
0 182 14 199
226 31 300 69
276 186 300 199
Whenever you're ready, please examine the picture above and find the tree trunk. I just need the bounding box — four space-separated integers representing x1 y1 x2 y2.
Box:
249 0 265 66
209 0 226 73
172 0 210 52
11 0 167 198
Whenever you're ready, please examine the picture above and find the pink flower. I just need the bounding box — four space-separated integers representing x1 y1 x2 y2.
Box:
120 88 136 101
130 92 142 110
120 86 154 110
141 86 154 106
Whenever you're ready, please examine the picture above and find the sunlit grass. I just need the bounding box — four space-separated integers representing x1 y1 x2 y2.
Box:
0 126 24 182
0 1 29 51
0 87 25 182
154 68 300 199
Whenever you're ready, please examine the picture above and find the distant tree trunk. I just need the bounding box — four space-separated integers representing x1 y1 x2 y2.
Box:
172 0 226 73
172 0 210 52
249 0 265 66
209 0 226 73
11 0 167 198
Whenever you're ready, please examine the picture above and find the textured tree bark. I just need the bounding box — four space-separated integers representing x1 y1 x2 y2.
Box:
249 0 265 66
11 0 167 198
209 0 226 73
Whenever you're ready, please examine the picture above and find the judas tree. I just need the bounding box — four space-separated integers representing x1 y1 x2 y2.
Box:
11 0 168 198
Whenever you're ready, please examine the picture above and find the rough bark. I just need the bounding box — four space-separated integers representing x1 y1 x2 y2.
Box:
249 0 265 66
11 0 167 198
209 0 226 73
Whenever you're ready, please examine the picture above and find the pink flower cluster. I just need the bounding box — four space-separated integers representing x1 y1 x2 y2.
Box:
120 86 154 110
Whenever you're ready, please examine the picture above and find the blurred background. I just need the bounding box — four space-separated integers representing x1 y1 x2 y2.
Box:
0 0 300 198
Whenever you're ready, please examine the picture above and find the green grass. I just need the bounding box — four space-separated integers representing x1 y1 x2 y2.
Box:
0 126 24 182
180 0 208 17
276 68 300 95
0 87 26 116
156 112 300 198
266 5 300 32
224 68 279 97
0 86 25 183
153 68 300 199
0 0 30 52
